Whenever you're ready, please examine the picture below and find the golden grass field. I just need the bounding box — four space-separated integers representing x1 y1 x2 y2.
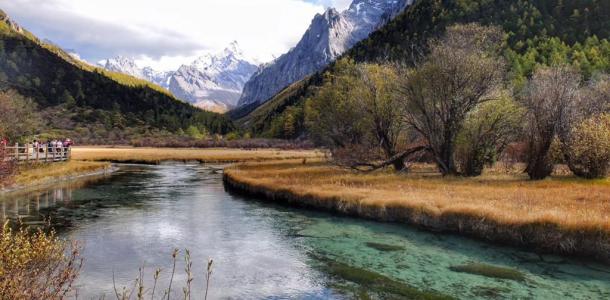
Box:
71 146 323 164
11 161 111 187
224 159 610 261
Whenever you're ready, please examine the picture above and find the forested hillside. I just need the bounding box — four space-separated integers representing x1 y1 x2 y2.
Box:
0 10 233 143
237 0 610 138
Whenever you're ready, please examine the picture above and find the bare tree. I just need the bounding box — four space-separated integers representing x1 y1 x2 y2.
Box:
398 24 505 175
560 74 610 178
521 66 582 180
583 74 610 116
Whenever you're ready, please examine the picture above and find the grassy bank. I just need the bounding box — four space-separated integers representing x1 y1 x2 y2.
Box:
72 146 323 164
224 160 610 263
3 161 111 191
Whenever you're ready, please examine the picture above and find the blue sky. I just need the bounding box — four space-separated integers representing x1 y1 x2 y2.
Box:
0 0 353 70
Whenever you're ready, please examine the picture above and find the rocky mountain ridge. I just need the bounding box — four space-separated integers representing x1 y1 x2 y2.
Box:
236 0 412 108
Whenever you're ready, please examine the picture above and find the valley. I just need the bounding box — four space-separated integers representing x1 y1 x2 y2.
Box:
1 0 609 299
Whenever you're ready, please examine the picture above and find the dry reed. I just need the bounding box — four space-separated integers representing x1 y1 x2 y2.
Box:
72 147 323 164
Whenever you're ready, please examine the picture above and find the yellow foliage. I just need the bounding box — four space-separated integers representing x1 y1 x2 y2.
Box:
0 223 81 299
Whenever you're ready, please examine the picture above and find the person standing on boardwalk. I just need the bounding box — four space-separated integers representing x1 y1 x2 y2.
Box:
55 140 62 154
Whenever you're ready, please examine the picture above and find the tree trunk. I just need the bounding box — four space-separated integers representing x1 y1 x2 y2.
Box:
437 140 458 176
526 137 555 180
392 156 406 171
526 154 554 180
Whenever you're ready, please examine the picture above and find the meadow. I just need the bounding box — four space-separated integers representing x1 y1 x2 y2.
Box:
224 159 610 262
3 161 110 190
71 146 323 164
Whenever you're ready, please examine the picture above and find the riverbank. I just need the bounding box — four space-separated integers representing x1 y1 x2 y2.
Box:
72 146 323 164
1 161 112 193
224 160 610 263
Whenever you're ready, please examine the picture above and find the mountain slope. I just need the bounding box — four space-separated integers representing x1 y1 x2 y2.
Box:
236 0 411 109
0 10 233 142
237 0 610 138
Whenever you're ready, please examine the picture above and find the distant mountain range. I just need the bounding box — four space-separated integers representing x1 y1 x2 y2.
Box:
0 9 233 143
98 41 258 112
236 0 412 109
95 0 411 113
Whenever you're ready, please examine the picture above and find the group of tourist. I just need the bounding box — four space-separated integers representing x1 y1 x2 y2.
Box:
32 139 73 153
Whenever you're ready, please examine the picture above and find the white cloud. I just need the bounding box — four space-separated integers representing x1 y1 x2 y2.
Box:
0 0 354 70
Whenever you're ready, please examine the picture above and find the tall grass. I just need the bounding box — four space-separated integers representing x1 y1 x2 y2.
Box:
113 249 213 300
72 147 323 164
224 160 610 262
4 161 111 189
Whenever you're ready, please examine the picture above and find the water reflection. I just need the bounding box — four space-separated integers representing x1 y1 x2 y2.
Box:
0 179 99 225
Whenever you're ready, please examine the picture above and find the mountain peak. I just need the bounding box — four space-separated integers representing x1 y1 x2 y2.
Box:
226 40 242 55
237 0 410 108
0 9 24 33
101 56 139 72
321 7 340 19
98 40 257 112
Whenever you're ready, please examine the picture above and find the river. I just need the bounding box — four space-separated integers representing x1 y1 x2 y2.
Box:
2 164 610 299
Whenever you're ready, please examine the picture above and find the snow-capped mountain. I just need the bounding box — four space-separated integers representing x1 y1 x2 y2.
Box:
98 56 174 88
169 41 258 112
98 41 257 112
237 0 412 108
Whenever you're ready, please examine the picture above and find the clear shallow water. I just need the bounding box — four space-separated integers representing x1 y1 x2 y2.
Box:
2 164 610 299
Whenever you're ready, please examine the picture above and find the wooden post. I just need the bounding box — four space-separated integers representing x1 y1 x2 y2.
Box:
52 147 56 162
14 143 18 162
26 143 30 163
35 144 39 163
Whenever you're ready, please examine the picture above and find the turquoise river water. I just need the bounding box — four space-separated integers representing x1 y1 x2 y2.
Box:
1 164 609 299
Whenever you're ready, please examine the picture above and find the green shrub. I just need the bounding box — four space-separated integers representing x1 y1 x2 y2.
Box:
455 97 524 176
225 132 241 141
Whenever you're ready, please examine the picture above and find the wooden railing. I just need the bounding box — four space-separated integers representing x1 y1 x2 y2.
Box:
3 143 71 163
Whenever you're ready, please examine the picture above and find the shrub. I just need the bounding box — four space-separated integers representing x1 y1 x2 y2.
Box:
565 114 610 178
0 222 82 299
0 147 18 185
225 132 241 141
455 97 524 176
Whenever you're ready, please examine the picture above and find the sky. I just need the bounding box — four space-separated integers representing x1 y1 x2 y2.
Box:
0 0 353 71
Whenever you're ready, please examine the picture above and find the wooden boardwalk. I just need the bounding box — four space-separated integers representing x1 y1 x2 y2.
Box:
3 143 71 163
